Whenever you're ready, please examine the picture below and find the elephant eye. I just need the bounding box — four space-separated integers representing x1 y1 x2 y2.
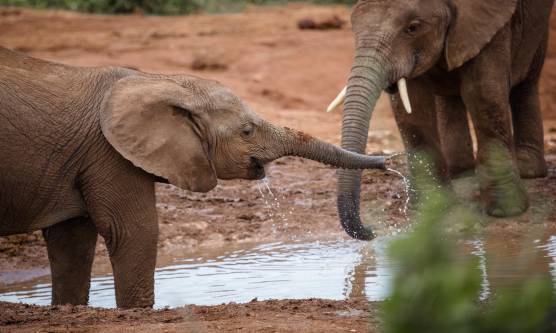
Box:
241 124 254 138
405 21 421 35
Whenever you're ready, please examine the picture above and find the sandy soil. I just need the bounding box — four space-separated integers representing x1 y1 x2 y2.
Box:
1 3 556 332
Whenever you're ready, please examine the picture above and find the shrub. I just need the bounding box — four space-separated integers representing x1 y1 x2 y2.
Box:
1 0 200 14
383 157 554 333
0 0 357 15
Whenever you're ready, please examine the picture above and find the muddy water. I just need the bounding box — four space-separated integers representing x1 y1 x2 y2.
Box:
0 238 393 308
0 235 555 309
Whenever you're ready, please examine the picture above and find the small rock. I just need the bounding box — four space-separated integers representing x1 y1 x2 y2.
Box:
191 54 228 71
297 16 346 30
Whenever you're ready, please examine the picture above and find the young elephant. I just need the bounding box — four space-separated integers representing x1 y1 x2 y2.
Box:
0 47 385 308
328 0 553 240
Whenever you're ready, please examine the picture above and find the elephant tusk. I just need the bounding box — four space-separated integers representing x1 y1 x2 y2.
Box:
326 86 347 113
397 78 412 114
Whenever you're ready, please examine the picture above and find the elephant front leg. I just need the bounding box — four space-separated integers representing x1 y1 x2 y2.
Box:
511 40 548 179
390 81 455 212
108 224 158 309
391 80 449 187
42 217 98 305
460 32 528 217
436 96 475 178
81 162 159 308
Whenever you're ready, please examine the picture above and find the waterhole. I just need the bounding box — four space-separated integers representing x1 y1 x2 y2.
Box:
1 235 555 309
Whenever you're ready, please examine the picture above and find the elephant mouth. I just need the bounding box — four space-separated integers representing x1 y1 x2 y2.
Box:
385 83 398 94
249 157 266 180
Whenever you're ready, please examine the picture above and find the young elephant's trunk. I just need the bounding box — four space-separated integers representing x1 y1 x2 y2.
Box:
265 124 386 170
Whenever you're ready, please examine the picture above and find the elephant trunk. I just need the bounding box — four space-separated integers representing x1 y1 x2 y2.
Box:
260 123 386 171
280 127 386 170
336 48 389 240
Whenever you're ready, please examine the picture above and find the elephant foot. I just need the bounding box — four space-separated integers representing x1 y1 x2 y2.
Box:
483 177 529 217
516 148 547 179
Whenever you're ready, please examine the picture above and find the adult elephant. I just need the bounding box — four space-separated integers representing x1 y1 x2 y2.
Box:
328 0 553 240
0 47 386 308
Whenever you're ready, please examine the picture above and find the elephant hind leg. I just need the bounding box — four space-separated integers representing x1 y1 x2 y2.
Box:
42 217 98 306
436 96 475 179
511 37 548 179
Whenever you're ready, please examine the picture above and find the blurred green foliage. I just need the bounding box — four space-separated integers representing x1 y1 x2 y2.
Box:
383 157 554 333
0 0 198 14
0 0 356 15
313 0 355 4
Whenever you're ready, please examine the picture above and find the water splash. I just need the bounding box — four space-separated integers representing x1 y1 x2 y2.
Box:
386 167 412 218
257 178 275 228
261 177 274 196
387 152 407 160
257 177 291 234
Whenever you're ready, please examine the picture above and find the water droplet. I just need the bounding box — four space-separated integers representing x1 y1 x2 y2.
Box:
386 167 412 219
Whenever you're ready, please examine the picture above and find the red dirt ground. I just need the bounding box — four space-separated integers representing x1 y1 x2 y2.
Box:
1 3 556 332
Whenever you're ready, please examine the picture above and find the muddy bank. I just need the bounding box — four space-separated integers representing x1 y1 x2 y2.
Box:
0 299 379 333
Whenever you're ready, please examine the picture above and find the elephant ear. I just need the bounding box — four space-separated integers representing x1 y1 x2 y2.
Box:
445 0 517 70
100 76 217 192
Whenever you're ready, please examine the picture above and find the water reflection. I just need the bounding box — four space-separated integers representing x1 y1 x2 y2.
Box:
345 237 393 301
545 236 556 284
0 234 555 309
469 238 491 301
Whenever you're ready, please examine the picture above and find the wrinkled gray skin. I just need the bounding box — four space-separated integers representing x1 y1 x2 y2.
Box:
337 0 553 240
0 47 385 308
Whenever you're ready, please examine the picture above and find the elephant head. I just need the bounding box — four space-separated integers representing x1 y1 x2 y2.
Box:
100 74 386 193
330 0 518 240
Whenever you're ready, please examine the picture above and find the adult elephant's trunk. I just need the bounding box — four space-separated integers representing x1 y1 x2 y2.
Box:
336 49 389 240
263 124 386 170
